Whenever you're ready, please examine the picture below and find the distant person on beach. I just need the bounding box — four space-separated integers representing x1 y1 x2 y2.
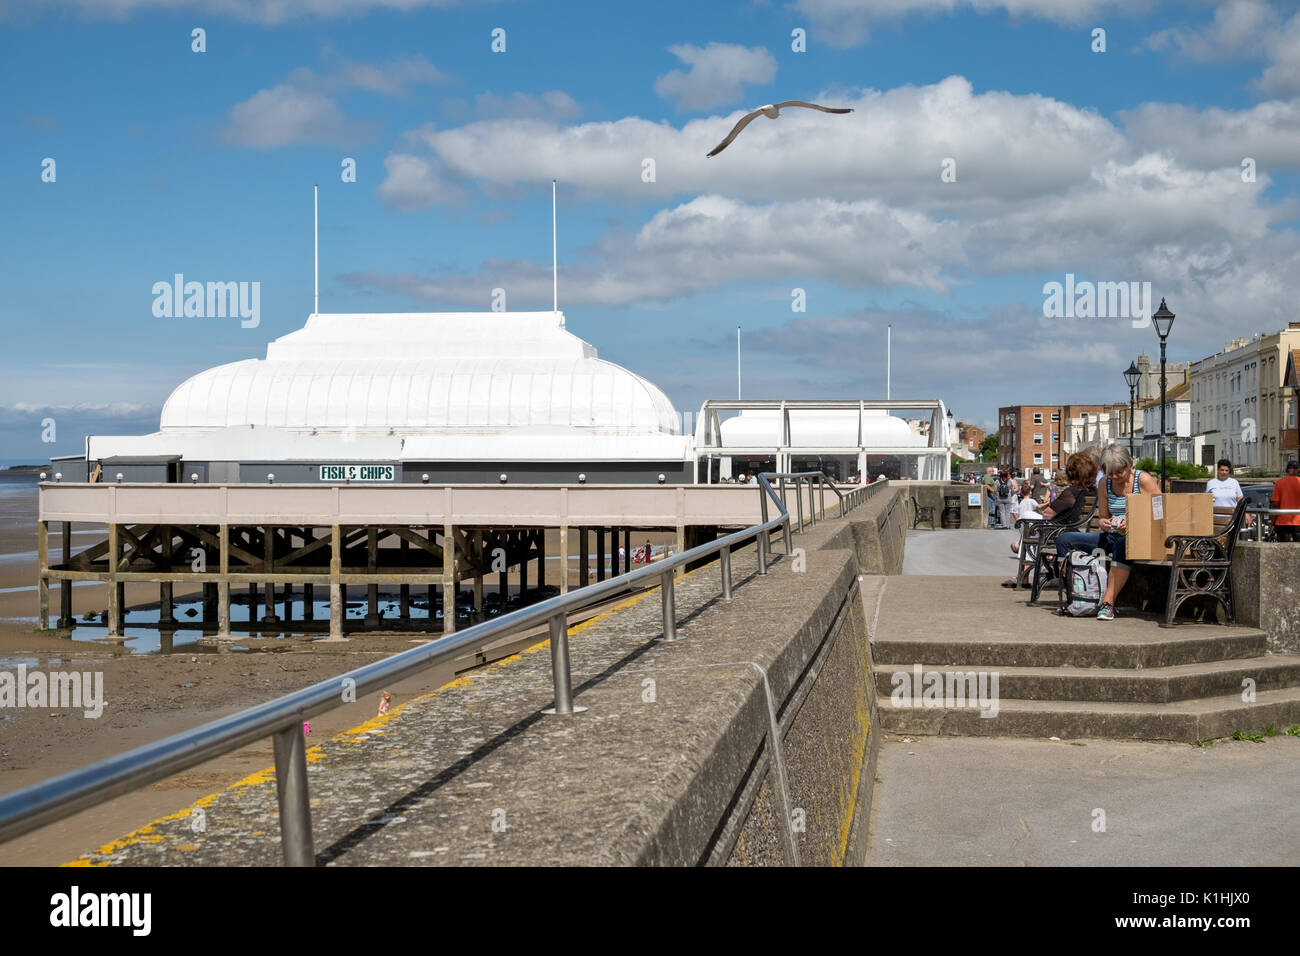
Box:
644 539 653 563
378 691 392 716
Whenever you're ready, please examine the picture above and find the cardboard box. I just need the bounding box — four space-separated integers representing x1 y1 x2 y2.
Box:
1122 493 1214 561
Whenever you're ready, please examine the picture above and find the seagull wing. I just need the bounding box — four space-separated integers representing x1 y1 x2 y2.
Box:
706 108 763 157
774 100 854 114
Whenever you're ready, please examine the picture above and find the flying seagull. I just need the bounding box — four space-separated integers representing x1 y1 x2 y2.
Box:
706 101 854 157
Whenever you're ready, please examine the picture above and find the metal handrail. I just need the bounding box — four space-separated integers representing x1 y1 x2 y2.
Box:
0 471 879 864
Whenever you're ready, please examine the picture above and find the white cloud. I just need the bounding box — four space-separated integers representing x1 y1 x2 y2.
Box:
331 53 447 96
0 401 156 422
222 83 351 148
401 77 1122 207
24 0 473 26
653 42 777 111
377 153 466 209
473 90 581 120
221 53 445 148
793 0 1142 48
1143 1 1300 97
347 192 964 305
1120 98 1300 171
1144 0 1272 60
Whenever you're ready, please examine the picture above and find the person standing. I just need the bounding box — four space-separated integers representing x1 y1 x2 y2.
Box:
1205 458 1252 527
982 466 997 528
994 470 1018 530
1271 459 1300 542
1029 467 1049 504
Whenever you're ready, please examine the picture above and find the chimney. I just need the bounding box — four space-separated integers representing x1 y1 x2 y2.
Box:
1290 321 1300 330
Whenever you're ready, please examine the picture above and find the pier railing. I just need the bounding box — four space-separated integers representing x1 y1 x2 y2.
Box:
0 473 882 865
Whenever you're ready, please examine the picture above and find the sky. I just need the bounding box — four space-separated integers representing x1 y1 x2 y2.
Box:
2 0 1299 464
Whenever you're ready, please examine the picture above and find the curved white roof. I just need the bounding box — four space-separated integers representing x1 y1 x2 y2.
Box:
719 409 925 447
160 312 680 435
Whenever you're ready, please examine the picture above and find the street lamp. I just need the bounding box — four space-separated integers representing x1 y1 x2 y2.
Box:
1123 360 1140 458
1152 298 1176 490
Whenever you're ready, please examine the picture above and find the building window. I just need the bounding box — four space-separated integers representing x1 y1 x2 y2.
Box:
1033 413 1043 425
1033 453 1043 465
1050 412 1059 422
1034 433 1043 444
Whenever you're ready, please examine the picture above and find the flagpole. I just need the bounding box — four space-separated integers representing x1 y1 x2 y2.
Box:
737 326 742 400
313 184 319 315
887 324 891 400
552 180 558 314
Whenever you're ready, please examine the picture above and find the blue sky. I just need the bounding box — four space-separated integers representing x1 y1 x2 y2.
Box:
2 0 1299 463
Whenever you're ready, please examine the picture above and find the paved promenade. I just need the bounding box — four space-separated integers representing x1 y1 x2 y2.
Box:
867 529 1300 865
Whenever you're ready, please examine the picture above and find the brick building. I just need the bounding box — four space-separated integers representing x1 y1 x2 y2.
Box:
955 422 984 455
996 404 1107 474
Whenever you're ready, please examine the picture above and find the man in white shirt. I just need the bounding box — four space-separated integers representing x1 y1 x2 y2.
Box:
1205 458 1251 525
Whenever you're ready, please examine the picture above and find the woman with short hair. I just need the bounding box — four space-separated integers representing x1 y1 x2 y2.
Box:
1056 444 1160 620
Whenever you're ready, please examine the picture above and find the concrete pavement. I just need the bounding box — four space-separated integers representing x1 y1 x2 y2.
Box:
868 734 1300 865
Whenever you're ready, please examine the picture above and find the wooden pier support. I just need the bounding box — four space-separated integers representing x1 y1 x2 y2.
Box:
400 535 411 623
579 526 588 585
57 521 73 629
327 524 344 641
443 521 455 635
37 520 49 630
107 523 121 638
365 527 379 627
217 524 231 638
262 526 279 626
159 525 175 625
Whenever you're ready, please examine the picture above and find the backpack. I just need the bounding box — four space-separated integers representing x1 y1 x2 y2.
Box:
996 479 1011 499
1060 550 1107 617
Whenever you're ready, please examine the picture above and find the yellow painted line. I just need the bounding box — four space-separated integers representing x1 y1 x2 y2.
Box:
65 579 674 866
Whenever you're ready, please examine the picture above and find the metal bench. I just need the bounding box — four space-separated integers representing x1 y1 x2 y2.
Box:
1162 499 1249 626
1050 499 1248 626
1023 493 1098 600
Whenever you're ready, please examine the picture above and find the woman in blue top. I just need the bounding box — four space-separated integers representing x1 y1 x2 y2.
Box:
1056 444 1161 620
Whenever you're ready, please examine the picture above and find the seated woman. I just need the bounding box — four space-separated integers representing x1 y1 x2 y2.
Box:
1055 443 1161 621
1002 452 1097 585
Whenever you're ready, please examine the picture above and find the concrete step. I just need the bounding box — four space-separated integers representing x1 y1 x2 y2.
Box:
878 687 1300 742
873 656 1300 704
872 627 1268 669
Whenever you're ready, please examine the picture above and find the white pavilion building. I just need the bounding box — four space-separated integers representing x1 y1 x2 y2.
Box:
74 311 694 484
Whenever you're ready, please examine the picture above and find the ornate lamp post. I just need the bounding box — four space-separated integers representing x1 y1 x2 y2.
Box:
1123 360 1140 458
1152 299 1176 490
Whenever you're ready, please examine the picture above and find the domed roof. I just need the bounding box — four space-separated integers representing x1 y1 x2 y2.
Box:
159 312 680 435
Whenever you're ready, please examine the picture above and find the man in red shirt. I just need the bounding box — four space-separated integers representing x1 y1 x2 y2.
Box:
1271 459 1300 542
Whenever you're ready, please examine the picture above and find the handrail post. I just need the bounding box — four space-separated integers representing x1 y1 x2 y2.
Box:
819 476 826 520
796 479 804 533
546 612 575 714
720 545 733 600
661 571 678 641
756 529 768 575
783 514 793 554
272 723 315 867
